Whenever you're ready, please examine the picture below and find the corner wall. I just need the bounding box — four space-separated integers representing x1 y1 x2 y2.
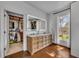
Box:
47 13 57 43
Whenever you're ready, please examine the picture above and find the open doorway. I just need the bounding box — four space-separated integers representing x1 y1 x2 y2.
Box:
4 11 24 56
56 9 70 48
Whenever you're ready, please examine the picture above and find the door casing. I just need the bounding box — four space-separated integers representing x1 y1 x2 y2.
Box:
2 9 27 57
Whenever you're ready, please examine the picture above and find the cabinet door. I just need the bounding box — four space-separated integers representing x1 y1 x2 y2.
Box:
49 35 52 44
38 36 43 48
32 37 38 52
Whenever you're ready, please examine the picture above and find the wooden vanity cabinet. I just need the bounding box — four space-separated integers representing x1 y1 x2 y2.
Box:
27 34 52 55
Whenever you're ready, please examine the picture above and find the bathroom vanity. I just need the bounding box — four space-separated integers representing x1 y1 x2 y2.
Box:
27 34 52 55
26 15 51 55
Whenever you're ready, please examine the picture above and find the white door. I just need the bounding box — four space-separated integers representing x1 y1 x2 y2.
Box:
0 9 1 58
71 2 79 57
4 11 9 56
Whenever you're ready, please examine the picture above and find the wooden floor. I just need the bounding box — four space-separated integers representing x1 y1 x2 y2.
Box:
5 42 23 56
5 44 75 58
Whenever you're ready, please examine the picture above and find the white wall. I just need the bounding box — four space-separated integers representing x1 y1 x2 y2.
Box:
0 1 47 19
71 2 79 57
0 1 47 58
47 13 57 43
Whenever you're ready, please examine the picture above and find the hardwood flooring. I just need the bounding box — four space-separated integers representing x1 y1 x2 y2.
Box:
5 44 75 58
5 42 23 56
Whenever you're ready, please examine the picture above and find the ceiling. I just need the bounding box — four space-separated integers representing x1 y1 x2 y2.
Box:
25 1 72 14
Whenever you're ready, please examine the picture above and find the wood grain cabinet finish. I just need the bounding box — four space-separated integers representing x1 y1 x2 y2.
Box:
27 34 52 55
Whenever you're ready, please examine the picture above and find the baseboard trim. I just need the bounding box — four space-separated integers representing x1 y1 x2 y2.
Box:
5 50 24 58
52 42 70 49
70 55 77 58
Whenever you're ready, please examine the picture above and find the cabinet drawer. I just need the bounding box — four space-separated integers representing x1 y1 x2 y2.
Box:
32 37 38 44
27 34 52 55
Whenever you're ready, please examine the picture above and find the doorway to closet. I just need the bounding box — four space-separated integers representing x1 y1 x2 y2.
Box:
56 9 70 48
4 11 24 56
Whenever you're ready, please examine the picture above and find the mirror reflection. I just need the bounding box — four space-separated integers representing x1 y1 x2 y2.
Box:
27 15 46 35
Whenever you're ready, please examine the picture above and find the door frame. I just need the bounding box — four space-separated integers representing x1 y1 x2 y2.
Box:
4 10 24 56
1 9 27 57
4 10 9 56
55 9 71 48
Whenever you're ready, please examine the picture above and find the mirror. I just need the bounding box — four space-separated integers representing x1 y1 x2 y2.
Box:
31 21 36 29
27 17 39 31
27 15 47 34
40 20 45 30
29 19 37 30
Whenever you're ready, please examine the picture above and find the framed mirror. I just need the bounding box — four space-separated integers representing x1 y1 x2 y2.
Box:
27 15 47 34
